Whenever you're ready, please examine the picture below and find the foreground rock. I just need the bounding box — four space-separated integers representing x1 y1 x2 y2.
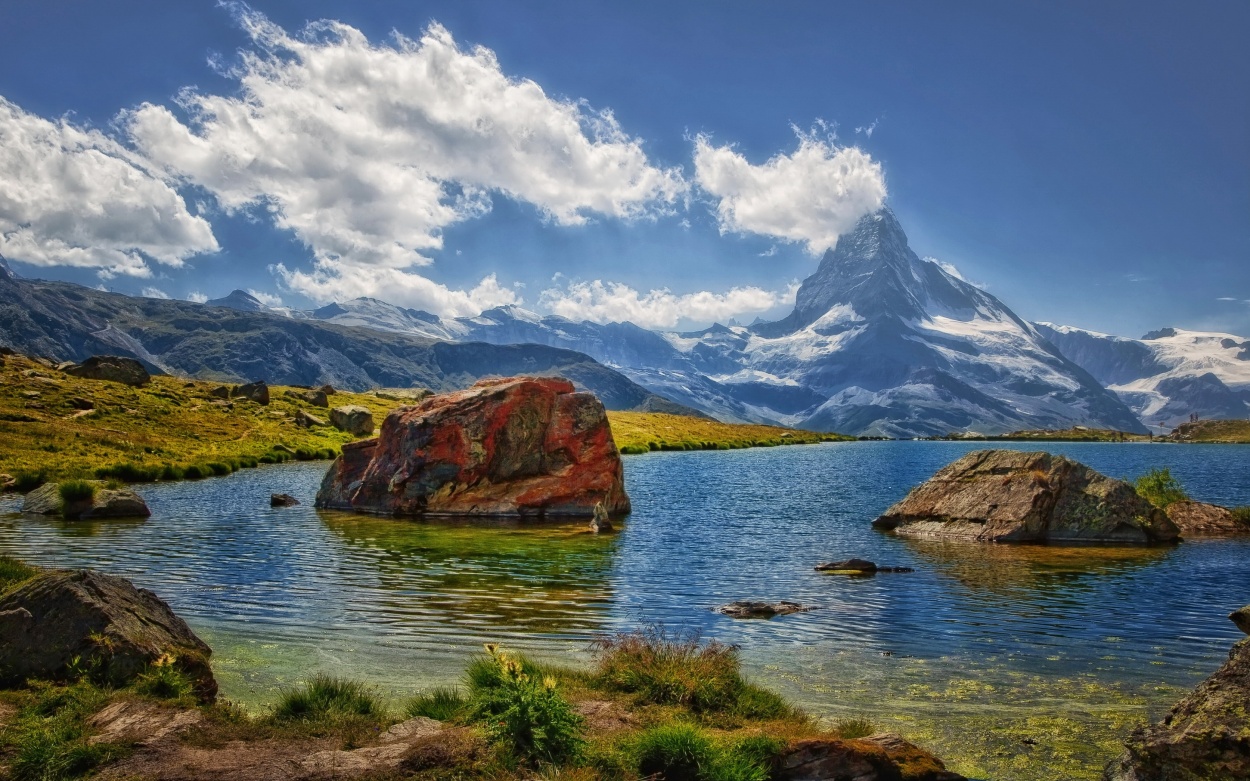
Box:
873 450 1178 544
330 404 375 436
316 377 630 518
1165 500 1250 537
0 569 216 700
62 355 150 386
1104 608 1250 780
815 558 914 574
717 600 812 619
778 732 965 780
21 482 151 519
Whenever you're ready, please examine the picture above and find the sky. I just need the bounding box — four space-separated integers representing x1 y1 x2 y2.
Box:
1 0 1247 337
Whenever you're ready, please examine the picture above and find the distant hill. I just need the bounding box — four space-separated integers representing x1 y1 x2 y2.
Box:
0 270 695 415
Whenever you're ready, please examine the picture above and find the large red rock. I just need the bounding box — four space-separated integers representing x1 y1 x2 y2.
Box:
315 377 630 518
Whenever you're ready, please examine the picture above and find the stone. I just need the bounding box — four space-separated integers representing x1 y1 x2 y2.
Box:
1165 500 1249 537
88 700 204 746
320 384 337 396
209 385 231 399
285 388 329 408
21 482 151 519
589 501 613 533
0 569 216 700
330 404 376 436
873 450 1179 544
716 600 812 619
68 397 95 410
270 493 299 507
1104 634 1250 780
777 735 965 780
294 409 326 428
231 381 269 405
62 355 150 387
371 387 433 402
1232 605 1250 636
815 559 914 574
316 377 630 518
299 717 446 775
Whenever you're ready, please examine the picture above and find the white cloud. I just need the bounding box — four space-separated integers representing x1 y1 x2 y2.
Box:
539 279 789 329
0 97 218 278
140 286 171 299
124 7 684 315
246 288 284 307
855 119 880 138
692 126 886 255
925 256 965 281
187 291 209 303
274 264 519 316
759 245 778 257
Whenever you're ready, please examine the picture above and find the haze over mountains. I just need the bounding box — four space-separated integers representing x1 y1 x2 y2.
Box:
2 209 1245 437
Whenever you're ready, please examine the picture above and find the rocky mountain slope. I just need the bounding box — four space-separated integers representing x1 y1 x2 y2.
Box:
1034 323 1250 430
0 270 690 414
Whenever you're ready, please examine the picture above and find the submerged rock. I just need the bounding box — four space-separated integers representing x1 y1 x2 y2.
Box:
315 377 630 518
873 450 1178 544
1165 500 1249 537
21 482 151 519
716 601 812 619
589 501 613 533
330 404 375 436
62 355 150 387
1104 614 1250 780
777 733 964 780
270 493 300 507
814 558 914 574
0 569 216 700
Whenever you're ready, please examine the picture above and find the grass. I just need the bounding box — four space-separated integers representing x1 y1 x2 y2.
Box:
57 479 97 504
1134 467 1190 509
0 555 38 591
270 675 384 723
405 687 469 721
834 716 879 739
1232 506 1250 526
965 427 1151 442
607 412 850 454
0 680 129 781
1166 419 1250 443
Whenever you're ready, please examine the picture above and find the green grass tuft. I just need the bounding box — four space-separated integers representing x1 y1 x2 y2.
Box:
271 675 384 723
404 687 468 722
592 628 747 713
5 680 129 781
12 470 47 493
0 555 38 590
57 480 96 504
834 716 879 739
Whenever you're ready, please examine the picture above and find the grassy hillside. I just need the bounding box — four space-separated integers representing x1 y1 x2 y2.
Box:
947 427 1153 442
0 354 845 488
1166 419 1250 443
606 411 851 453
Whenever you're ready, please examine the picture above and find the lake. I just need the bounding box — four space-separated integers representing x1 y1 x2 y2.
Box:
2 441 1248 780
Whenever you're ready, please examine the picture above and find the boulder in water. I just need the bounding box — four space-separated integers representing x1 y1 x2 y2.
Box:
873 450 1178 544
0 569 216 700
1164 500 1249 537
716 601 812 619
270 493 300 507
62 355 150 387
316 377 630 518
21 482 151 520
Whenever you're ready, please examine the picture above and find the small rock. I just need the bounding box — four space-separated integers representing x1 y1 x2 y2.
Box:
62 355 150 387
589 501 613 533
815 558 879 574
777 735 965 781
209 385 231 399
320 384 336 396
285 388 329 408
19 390 40 399
1231 604 1250 636
299 717 445 775
231 380 269 405
271 493 300 507
716 600 812 619
68 397 95 410
88 700 204 746
330 404 375 437
294 409 327 428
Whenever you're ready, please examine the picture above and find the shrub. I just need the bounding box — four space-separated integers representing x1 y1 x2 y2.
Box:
183 464 207 479
633 723 715 781
94 462 161 482
258 454 278 464
237 456 259 469
160 464 184 481
619 444 649 455
294 448 315 461
591 628 744 712
317 447 338 460
834 716 878 739
467 644 585 766
405 687 468 722
1231 506 1250 526
206 462 233 476
57 480 96 504
271 675 383 723
132 654 194 702
13 470 47 493
1134 467 1189 509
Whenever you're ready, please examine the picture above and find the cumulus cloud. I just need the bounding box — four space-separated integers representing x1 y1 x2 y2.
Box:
274 263 519 316
124 6 684 314
539 278 790 329
692 126 886 255
187 291 209 303
246 288 284 307
0 97 218 278
140 286 171 299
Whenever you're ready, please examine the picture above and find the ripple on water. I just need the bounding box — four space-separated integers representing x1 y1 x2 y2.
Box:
1 441 1248 781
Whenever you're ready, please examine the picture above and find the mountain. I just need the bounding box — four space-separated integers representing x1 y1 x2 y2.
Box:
1034 323 1250 429
0 270 692 414
205 289 268 312
293 209 1145 437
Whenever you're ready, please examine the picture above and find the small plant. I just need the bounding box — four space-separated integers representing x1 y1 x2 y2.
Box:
1134 467 1190 509
6 680 127 781
183 464 207 479
57 479 96 504
12 470 47 492
0 555 38 590
834 715 878 739
271 675 383 722
591 627 745 712
467 644 585 766
133 654 194 701
1231 506 1250 527
206 461 233 476
160 464 184 480
405 687 468 722
633 723 715 781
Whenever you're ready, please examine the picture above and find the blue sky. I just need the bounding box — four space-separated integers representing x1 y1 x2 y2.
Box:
1 0 1246 336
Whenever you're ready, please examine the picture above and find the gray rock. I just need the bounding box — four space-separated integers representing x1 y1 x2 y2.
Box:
716 600 812 619
589 501 613 533
271 493 300 507
1165 500 1249 537
21 482 151 520
231 380 269 405
62 355 150 387
0 569 216 700
294 409 327 428
1231 604 1250 636
209 385 231 399
331 405 375 436
777 734 964 780
285 388 329 407
873 450 1179 544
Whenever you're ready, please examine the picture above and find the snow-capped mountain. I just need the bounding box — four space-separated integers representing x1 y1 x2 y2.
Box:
262 208 1144 437
1034 323 1250 429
